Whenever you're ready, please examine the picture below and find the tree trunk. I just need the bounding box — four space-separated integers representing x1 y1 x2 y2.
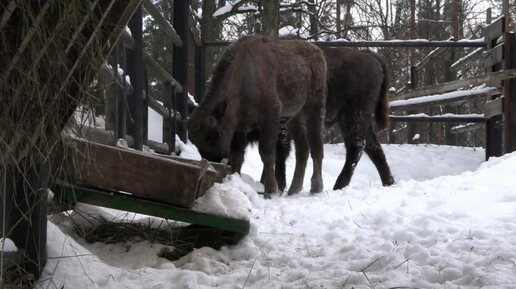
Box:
336 0 341 38
200 0 224 80
201 0 221 43
309 0 318 39
261 0 280 38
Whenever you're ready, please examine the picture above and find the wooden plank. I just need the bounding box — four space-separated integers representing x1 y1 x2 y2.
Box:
390 115 485 123
392 69 516 101
60 138 219 208
54 181 250 234
451 47 483 71
483 43 504 68
483 43 504 88
390 87 500 111
74 124 170 153
485 16 505 43
144 52 183 93
485 96 503 119
450 122 484 135
148 95 171 118
159 154 230 183
415 46 447 69
206 39 486 48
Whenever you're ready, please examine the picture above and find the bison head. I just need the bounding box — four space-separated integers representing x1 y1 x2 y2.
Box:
187 101 231 162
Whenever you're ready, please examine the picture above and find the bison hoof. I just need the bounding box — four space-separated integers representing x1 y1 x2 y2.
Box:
287 185 302 196
287 190 299 196
310 182 323 194
263 193 273 199
382 177 395 186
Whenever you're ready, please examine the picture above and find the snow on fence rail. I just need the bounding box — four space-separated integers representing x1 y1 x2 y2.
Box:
389 87 500 111
391 69 516 101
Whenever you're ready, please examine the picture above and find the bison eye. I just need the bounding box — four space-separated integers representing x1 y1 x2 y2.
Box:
206 130 219 145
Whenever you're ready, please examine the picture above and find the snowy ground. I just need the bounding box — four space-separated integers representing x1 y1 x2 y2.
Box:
39 142 516 289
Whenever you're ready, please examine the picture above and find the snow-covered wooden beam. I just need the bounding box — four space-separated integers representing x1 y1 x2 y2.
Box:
390 87 500 111
390 113 485 123
144 52 183 93
204 38 486 48
392 69 516 101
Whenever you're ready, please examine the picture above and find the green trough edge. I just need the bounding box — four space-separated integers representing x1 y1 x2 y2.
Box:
56 181 250 235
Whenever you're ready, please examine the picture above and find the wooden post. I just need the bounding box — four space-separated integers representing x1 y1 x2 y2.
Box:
2 161 49 282
409 0 416 65
503 33 516 152
163 81 175 154
195 43 206 103
126 5 146 150
406 66 418 144
115 43 127 140
173 0 189 142
485 16 504 160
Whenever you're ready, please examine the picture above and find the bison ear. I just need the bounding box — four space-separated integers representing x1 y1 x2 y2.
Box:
213 101 226 120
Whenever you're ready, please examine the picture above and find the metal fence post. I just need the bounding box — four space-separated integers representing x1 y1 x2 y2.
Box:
116 43 127 141
126 5 146 150
195 43 206 103
163 81 176 154
173 0 189 142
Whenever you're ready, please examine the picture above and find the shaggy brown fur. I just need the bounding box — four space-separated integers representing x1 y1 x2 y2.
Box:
321 47 394 190
222 46 394 193
187 35 327 196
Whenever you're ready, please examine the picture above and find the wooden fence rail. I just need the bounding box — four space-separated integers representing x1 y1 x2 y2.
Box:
392 69 516 101
204 39 486 48
390 87 501 111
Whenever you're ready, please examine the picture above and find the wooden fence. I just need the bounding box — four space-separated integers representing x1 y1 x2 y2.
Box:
83 0 199 155
200 13 516 160
389 15 516 160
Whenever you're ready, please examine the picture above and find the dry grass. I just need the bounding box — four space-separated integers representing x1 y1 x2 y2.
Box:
0 1 107 286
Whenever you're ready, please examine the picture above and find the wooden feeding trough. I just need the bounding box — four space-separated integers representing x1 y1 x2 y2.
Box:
61 138 220 208
53 138 249 235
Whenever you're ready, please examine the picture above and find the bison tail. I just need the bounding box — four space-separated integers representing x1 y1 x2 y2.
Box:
374 55 390 131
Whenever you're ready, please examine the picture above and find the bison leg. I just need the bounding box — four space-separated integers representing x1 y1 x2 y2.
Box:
275 126 292 192
229 131 248 174
333 114 366 190
306 107 325 194
286 116 309 195
259 117 280 197
365 125 395 186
